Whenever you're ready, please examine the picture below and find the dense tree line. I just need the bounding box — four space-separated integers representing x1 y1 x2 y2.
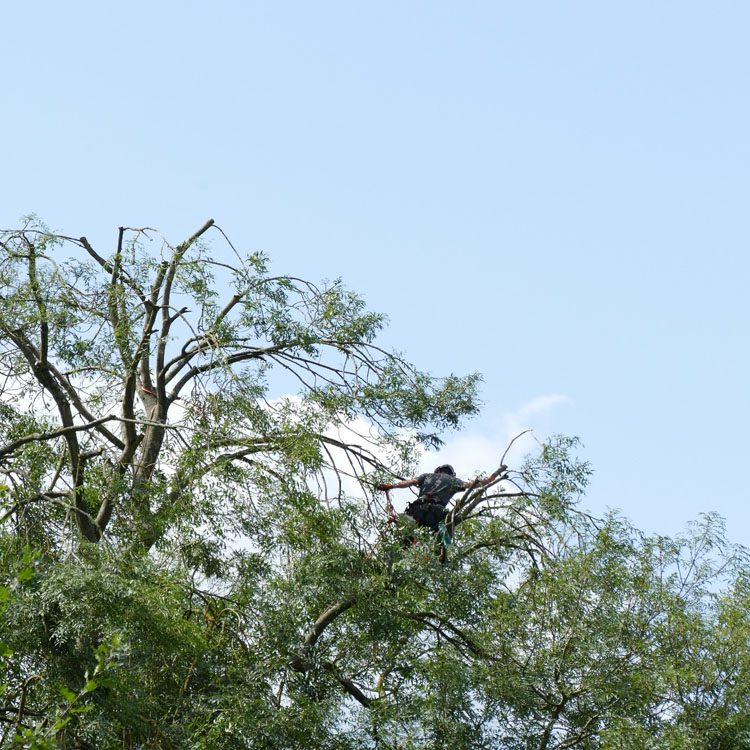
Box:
1 219 748 748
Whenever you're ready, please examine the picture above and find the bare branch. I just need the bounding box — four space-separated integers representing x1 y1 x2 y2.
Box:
156 219 215 392
501 429 533 467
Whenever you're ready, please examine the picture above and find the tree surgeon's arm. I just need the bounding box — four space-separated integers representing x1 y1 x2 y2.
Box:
376 479 419 491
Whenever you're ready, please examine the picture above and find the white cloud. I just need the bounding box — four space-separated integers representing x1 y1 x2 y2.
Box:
515 394 570 419
502 393 570 444
417 394 570 481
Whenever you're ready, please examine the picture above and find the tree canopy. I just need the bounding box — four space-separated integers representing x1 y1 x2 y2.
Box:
1 219 749 749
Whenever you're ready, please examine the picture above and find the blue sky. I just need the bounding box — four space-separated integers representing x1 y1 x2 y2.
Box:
3 2 749 544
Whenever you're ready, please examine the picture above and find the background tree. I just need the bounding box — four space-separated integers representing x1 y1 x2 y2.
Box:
1 220 749 749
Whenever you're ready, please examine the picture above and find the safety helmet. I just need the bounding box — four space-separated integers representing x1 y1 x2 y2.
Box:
435 464 455 476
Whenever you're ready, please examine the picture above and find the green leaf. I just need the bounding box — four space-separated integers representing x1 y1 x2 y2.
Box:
69 705 93 715
52 716 72 732
82 679 98 694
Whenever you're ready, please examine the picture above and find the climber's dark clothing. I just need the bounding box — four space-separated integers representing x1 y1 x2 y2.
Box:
414 472 468 507
403 472 469 532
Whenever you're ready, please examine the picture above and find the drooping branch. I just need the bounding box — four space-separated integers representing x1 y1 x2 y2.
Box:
0 415 118 460
4 329 124 452
3 329 100 541
167 343 292 401
403 611 486 660
290 597 357 672
322 661 373 708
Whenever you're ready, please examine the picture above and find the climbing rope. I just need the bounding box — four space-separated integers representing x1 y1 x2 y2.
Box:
384 489 398 523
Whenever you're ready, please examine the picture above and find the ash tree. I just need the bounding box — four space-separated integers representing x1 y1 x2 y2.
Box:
1 218 749 750
0 217 478 551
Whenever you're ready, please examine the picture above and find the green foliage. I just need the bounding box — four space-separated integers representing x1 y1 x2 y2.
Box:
1 437 748 748
1 220 749 747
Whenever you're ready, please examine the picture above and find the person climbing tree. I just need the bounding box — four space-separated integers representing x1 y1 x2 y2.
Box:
376 463 508 535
